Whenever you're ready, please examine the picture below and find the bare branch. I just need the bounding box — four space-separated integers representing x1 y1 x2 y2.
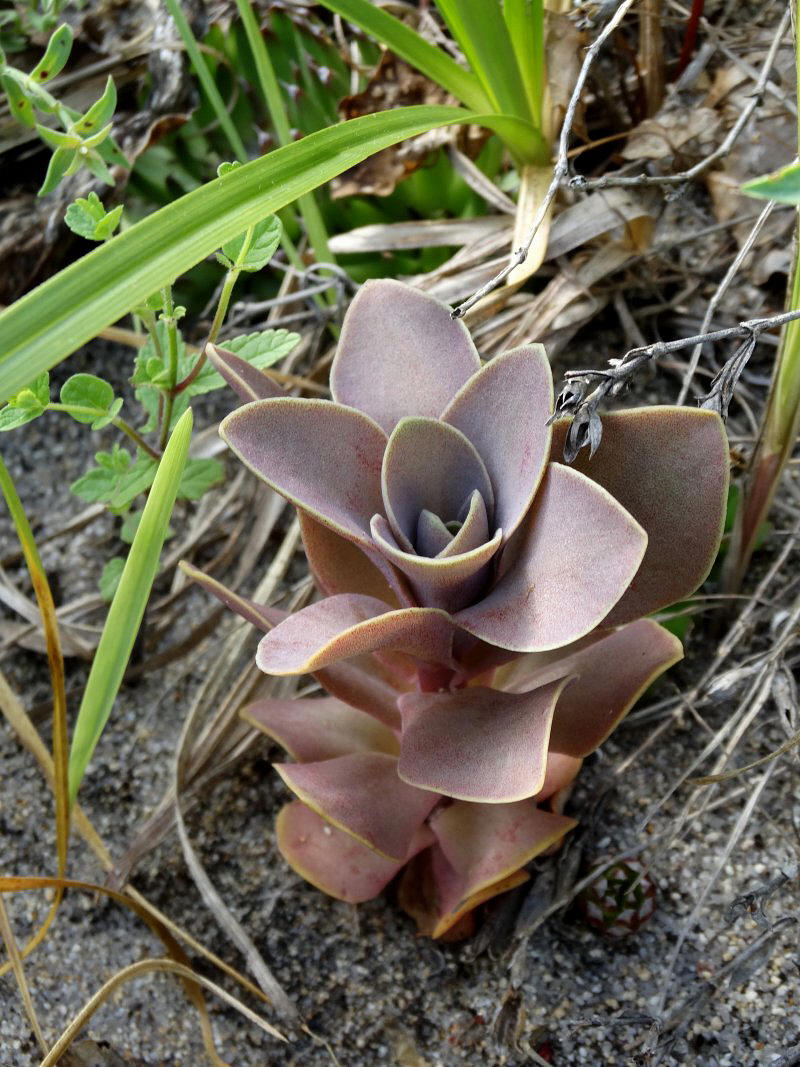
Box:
572 4 792 192
552 308 800 461
451 0 640 319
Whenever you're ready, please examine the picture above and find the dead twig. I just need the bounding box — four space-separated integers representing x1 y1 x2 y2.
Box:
452 0 639 318
552 308 800 461
574 4 792 191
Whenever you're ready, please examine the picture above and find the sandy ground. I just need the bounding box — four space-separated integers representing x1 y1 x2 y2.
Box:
1 344 799 1067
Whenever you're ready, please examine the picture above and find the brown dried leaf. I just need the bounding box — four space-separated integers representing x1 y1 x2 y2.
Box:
331 52 485 198
622 107 719 162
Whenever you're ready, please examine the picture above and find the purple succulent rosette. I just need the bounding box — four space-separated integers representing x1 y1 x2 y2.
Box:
188 279 729 938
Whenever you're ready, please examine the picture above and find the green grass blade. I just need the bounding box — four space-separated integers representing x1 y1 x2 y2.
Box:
314 0 492 113
742 160 800 204
67 408 193 804
434 0 538 144
502 0 544 129
233 0 332 265
163 0 248 162
0 105 535 401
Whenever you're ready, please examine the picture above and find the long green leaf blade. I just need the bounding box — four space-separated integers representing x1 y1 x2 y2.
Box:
435 0 537 138
233 0 331 265
0 106 534 401
67 408 193 804
314 0 491 112
502 0 544 129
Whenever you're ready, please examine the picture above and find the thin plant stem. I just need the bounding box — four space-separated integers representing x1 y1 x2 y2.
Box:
158 286 180 450
111 418 161 460
163 0 248 161
208 267 245 346
172 223 256 396
44 404 160 459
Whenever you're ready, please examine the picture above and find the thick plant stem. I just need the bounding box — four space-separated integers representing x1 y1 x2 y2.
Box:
724 1 800 590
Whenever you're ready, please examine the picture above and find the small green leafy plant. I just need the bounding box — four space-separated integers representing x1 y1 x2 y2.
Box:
0 23 126 194
0 187 298 597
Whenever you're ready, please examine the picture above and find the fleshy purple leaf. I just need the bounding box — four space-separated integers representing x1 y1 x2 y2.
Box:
313 655 406 730
551 408 729 625
397 679 571 802
330 280 481 433
442 345 553 540
454 464 647 651
533 751 583 803
206 343 285 403
425 800 576 937
243 696 399 762
496 619 683 757
179 560 286 631
298 510 401 605
275 751 438 861
256 594 456 675
220 398 386 550
276 801 433 903
371 514 501 613
381 415 495 552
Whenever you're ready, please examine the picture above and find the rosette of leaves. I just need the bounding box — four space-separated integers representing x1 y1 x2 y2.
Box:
187 280 729 937
577 858 656 938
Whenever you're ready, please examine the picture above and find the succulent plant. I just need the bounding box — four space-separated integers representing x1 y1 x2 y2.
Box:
577 857 657 937
186 280 729 937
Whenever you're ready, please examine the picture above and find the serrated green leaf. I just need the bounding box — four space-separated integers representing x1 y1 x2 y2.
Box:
0 406 41 430
99 556 124 601
742 160 800 205
221 214 282 272
132 322 192 432
73 75 116 134
1 372 50 428
119 510 141 543
70 465 118 502
90 395 123 430
65 193 122 241
30 24 72 83
60 372 116 423
108 454 158 510
95 444 131 473
30 372 50 407
68 408 192 803
94 204 122 239
225 329 300 368
2 73 35 127
39 145 75 195
71 449 155 506
178 457 223 499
